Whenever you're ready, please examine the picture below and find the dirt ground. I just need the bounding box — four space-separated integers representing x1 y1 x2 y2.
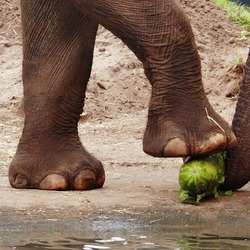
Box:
0 0 249 227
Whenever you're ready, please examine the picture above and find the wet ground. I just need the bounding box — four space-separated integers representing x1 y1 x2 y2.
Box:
1 210 250 249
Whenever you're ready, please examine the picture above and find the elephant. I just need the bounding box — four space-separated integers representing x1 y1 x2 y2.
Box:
9 0 249 191
221 49 250 191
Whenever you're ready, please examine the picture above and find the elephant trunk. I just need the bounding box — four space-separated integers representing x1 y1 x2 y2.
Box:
221 48 250 190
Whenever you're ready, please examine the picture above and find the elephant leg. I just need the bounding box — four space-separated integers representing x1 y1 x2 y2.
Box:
70 0 237 157
221 49 250 190
9 0 105 190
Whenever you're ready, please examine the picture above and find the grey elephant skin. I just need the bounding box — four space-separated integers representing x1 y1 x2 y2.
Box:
8 0 248 191
222 49 250 190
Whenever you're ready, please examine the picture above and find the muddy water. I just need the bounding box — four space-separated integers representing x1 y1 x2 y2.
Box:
0 214 249 250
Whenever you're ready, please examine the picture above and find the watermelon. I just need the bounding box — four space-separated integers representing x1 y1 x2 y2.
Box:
178 152 232 205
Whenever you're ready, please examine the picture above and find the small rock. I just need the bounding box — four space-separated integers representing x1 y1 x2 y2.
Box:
99 48 106 52
225 82 240 98
229 37 236 44
97 82 107 90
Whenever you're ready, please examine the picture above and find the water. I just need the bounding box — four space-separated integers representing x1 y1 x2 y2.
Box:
6 234 250 250
0 214 249 250
231 0 250 6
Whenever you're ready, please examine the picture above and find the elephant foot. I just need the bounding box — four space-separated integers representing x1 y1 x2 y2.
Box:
143 106 237 157
9 141 105 190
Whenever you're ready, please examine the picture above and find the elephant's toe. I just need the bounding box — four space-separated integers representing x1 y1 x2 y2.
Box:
10 174 29 189
72 169 105 190
196 132 237 155
72 169 96 190
39 174 68 190
163 138 189 157
195 133 226 154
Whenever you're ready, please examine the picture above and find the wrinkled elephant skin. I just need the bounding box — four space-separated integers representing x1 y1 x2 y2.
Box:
221 49 250 191
9 0 240 190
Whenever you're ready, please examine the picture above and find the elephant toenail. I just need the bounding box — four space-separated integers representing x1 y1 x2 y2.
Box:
72 169 96 190
13 175 28 188
209 133 226 150
95 172 106 188
197 133 226 154
164 138 189 157
39 174 68 190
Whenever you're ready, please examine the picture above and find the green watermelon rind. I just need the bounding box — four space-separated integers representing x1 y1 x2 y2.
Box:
178 153 226 205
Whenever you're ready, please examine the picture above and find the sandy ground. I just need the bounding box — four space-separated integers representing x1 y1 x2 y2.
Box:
0 0 249 229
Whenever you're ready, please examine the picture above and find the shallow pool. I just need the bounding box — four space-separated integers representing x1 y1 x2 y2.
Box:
0 213 249 249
